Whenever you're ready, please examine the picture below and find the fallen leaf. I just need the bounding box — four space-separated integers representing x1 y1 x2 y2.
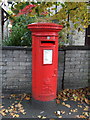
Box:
11 106 14 109
38 115 42 118
24 96 30 100
70 108 78 112
22 112 26 115
11 94 16 98
85 98 90 104
0 110 6 116
5 109 8 113
10 112 14 117
14 114 19 118
65 104 71 108
1 96 4 98
83 106 89 111
19 109 24 113
2 109 6 112
62 102 71 108
56 99 60 104
0 106 4 109
42 116 47 119
57 87 90 103
75 115 86 118
62 102 65 105
61 110 65 114
63 98 68 101
82 112 89 117
77 105 83 108
17 103 22 108
58 115 62 118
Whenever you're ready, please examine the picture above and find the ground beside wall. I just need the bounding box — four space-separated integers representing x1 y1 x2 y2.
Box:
1 46 90 93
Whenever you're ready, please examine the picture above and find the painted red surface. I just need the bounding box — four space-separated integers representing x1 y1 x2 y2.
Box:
28 23 63 101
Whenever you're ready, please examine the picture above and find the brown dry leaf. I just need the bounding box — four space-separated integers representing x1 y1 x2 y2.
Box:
63 98 68 101
19 109 25 113
13 110 18 114
10 113 19 118
42 116 47 119
58 115 62 118
57 95 62 99
70 108 78 112
8 109 13 113
11 106 14 109
14 114 19 118
85 98 90 104
10 112 14 116
78 105 83 108
5 109 8 113
76 115 86 118
2 109 6 112
83 106 89 111
65 104 71 108
24 96 30 100
82 112 89 117
62 102 65 105
11 94 16 98
58 87 90 103
17 103 22 108
61 110 65 114
56 99 60 104
1 96 4 98
0 106 4 109
22 112 26 115
62 102 71 108
0 110 6 116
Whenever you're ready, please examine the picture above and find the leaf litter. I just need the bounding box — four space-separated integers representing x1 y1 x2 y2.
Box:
57 87 90 104
55 87 90 118
0 93 31 117
0 87 89 118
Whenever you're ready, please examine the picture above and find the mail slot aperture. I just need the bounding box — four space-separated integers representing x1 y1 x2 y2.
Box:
41 41 55 46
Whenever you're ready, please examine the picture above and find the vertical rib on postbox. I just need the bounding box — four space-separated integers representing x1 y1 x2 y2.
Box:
28 23 63 102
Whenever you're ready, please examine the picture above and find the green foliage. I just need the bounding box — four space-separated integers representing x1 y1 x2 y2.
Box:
58 29 69 47
52 2 89 30
3 16 35 46
4 2 53 46
4 2 89 46
11 2 29 14
50 2 89 46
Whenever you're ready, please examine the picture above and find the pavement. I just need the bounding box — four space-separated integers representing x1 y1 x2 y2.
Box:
1 93 90 120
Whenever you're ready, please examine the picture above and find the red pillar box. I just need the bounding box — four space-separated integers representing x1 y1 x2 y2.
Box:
28 23 63 102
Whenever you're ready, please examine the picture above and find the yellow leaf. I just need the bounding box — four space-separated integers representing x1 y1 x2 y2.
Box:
24 97 30 100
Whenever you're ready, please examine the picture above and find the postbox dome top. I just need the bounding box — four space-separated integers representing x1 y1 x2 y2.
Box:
28 22 63 32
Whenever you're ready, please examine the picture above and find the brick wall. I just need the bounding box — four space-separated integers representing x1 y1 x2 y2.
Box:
64 50 89 89
1 46 89 93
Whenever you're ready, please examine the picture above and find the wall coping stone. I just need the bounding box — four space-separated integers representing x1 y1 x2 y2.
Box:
1 46 90 51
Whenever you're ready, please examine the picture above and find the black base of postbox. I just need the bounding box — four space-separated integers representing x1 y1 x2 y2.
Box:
31 98 57 110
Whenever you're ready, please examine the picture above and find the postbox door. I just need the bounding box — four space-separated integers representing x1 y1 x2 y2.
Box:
33 38 58 101
39 47 58 101
32 36 58 101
